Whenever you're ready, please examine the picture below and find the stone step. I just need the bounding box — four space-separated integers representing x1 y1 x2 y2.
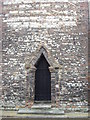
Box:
18 108 65 115
31 103 51 109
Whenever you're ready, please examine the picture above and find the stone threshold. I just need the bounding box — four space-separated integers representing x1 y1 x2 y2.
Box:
31 102 51 109
18 102 65 115
18 108 65 115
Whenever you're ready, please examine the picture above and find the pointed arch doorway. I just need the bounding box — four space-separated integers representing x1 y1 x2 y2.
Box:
25 45 62 107
35 53 51 101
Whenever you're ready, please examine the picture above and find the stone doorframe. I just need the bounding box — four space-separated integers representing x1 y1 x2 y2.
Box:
25 44 62 107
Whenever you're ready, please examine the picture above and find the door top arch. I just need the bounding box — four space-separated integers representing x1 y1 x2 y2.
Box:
25 44 62 70
35 53 50 69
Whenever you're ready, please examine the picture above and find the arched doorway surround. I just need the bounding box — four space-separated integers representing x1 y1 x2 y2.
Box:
25 44 62 107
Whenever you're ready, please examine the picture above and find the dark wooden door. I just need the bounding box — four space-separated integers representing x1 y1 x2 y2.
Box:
35 54 51 101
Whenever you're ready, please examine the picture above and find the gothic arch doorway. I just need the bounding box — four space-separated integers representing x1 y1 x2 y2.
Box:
35 53 51 101
25 44 62 107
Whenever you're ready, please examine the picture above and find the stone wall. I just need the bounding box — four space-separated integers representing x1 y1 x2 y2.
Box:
88 0 90 110
2 0 88 112
0 0 2 109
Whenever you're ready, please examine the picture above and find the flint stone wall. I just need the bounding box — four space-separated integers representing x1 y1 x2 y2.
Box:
2 0 88 112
